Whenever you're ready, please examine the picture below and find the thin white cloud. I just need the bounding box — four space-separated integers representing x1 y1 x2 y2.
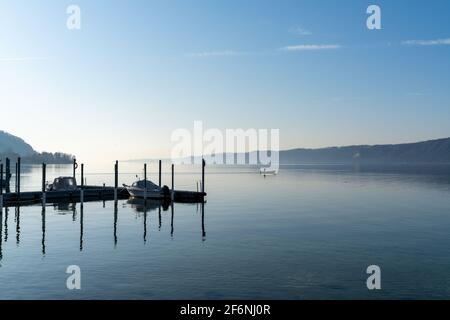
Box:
281 44 342 51
402 38 450 46
189 44 342 58
289 26 312 36
188 50 251 58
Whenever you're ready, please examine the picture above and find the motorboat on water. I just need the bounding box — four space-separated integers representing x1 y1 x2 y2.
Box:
46 177 78 191
260 168 278 176
123 180 170 199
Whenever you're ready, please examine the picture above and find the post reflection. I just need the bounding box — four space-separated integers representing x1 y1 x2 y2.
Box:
114 201 118 247
15 207 20 245
0 208 3 260
143 207 147 243
80 204 84 252
41 204 46 255
0 199 207 260
171 203 174 238
201 202 206 240
4 207 8 243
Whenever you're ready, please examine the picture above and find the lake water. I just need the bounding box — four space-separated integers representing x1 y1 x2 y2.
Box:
1 163 450 299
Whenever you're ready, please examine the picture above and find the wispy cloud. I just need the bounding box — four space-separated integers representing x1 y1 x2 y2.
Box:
0 57 46 62
189 44 342 58
402 38 450 46
289 26 312 36
280 44 342 51
188 50 252 58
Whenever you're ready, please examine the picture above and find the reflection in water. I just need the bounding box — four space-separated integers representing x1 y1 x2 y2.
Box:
4 207 8 243
113 201 118 247
15 207 20 246
80 205 84 252
41 204 46 255
126 198 172 242
201 202 206 240
0 209 3 260
159 206 162 231
0 199 207 258
143 208 147 243
171 204 174 237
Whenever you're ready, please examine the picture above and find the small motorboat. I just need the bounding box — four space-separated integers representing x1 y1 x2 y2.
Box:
46 177 78 191
260 168 278 176
124 180 170 199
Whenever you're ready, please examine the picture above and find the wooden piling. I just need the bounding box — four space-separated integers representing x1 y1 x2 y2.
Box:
114 161 118 202
73 158 77 179
0 164 3 211
202 158 205 194
0 164 3 195
42 163 46 193
80 189 84 207
5 158 10 192
42 163 47 205
17 157 21 198
81 164 84 188
159 160 162 187
144 163 147 199
171 164 174 200
114 161 118 189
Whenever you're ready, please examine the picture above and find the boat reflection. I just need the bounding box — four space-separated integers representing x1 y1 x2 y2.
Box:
0 199 207 259
126 198 170 243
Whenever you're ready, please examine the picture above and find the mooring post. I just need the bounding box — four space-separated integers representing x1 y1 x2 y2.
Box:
5 158 10 193
171 164 174 201
144 163 147 199
42 163 46 204
114 160 118 202
80 189 84 207
0 163 3 194
202 158 205 194
73 158 76 179
17 157 21 198
159 160 162 187
81 164 84 188
0 164 3 210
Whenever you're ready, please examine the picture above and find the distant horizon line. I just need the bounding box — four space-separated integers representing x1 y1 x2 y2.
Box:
121 136 450 163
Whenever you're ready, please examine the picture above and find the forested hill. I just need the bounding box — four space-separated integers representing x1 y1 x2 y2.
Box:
0 130 74 164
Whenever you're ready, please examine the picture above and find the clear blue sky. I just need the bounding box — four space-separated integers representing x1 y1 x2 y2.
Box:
1 0 449 162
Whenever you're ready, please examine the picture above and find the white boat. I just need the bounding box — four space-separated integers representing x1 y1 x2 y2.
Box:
124 180 168 199
260 168 278 175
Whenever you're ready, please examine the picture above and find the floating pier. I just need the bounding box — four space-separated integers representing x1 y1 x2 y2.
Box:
0 158 206 208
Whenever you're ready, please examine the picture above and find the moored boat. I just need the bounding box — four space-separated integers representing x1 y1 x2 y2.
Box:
124 180 170 199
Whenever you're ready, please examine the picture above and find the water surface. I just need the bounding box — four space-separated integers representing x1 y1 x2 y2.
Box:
1 163 450 299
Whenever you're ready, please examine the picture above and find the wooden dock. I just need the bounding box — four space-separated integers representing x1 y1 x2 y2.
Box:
0 158 207 208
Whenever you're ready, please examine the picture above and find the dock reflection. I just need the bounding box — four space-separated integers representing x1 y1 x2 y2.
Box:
0 199 207 259
126 198 171 243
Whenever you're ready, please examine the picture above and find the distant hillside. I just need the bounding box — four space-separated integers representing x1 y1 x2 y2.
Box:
0 131 35 156
0 130 74 164
161 137 450 165
281 138 450 164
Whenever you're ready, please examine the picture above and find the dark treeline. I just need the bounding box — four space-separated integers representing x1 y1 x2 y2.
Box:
0 152 74 164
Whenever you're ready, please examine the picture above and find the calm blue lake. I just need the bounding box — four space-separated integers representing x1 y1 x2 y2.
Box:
1 163 450 299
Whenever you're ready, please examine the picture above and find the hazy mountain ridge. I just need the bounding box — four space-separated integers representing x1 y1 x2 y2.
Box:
0 130 74 164
127 137 450 165
281 137 450 164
